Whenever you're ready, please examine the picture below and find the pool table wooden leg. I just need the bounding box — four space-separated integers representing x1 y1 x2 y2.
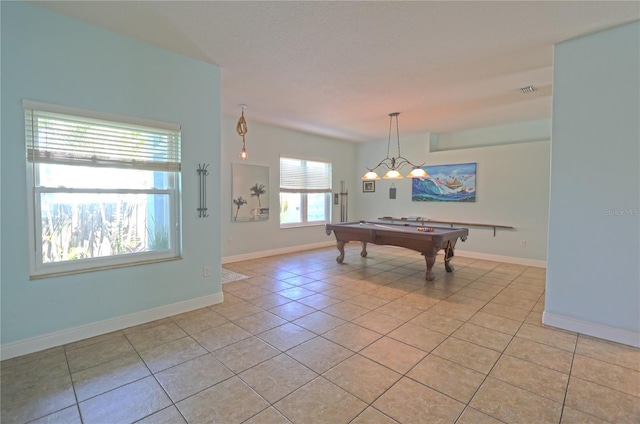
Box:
444 240 455 273
424 254 436 281
336 241 345 263
360 242 368 258
445 260 454 273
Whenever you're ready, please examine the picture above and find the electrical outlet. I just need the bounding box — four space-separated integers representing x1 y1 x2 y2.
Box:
203 265 212 277
519 240 527 247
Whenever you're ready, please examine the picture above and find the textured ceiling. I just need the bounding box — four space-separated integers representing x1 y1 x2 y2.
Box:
32 1 639 142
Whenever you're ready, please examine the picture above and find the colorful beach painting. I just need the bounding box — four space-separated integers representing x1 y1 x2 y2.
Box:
412 163 476 202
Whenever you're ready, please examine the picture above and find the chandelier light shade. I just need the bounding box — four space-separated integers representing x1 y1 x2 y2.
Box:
362 112 428 180
236 104 249 160
407 167 429 178
383 169 402 179
362 170 381 180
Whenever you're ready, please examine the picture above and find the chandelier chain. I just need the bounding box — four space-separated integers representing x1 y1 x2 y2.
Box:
387 113 393 159
395 113 401 158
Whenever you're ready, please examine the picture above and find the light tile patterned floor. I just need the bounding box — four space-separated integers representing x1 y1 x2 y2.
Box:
2 245 639 423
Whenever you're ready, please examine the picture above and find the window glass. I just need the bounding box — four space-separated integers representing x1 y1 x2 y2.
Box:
39 191 172 264
307 193 327 222
38 164 168 189
280 192 302 224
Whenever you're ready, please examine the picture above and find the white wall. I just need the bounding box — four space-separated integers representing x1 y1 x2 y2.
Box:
221 117 358 261
545 21 640 346
356 126 551 265
1 2 222 356
431 119 551 151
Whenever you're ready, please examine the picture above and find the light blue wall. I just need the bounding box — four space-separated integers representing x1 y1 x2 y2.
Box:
221 116 357 258
356 125 551 263
220 116 551 263
1 2 222 344
546 21 640 338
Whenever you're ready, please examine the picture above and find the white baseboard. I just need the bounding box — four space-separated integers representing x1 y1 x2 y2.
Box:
543 311 640 348
222 241 335 264
223 243 546 268
0 292 224 361
455 249 547 268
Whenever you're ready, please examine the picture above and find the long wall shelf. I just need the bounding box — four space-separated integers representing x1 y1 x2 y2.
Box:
378 216 514 237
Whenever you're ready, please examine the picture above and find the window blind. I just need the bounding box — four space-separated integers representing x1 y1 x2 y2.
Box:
25 107 181 172
280 157 332 193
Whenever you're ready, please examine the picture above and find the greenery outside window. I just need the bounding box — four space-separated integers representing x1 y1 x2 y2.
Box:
25 101 182 278
280 156 332 228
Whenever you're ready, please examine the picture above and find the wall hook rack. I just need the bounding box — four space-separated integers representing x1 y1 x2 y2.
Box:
197 164 209 217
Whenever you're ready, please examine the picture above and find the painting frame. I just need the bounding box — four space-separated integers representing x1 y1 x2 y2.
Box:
363 181 375 193
232 164 270 222
411 162 477 202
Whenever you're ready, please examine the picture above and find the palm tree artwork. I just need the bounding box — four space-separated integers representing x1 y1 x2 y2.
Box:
233 196 247 221
232 164 269 222
249 183 266 208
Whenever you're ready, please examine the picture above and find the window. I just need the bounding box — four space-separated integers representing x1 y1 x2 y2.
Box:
25 101 181 277
280 156 332 227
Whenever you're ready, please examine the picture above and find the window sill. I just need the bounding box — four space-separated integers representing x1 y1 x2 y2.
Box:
279 223 328 230
29 256 183 280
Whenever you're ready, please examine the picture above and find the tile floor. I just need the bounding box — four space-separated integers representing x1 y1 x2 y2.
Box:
2 245 639 424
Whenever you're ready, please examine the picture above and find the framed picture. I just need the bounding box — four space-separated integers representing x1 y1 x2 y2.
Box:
363 181 375 193
411 162 476 202
232 164 269 221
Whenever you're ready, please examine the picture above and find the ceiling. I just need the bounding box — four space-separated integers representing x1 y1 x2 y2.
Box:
32 1 639 142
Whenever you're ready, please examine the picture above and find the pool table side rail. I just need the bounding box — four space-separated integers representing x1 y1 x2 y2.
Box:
325 221 468 253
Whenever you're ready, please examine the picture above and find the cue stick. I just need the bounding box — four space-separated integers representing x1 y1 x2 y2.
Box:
340 181 347 222
371 223 405 232
345 188 348 222
339 181 343 222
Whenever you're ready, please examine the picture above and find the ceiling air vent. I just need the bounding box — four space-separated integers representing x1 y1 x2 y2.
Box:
520 85 537 94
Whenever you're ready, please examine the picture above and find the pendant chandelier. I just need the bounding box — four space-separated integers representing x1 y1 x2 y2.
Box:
236 104 248 160
362 112 428 180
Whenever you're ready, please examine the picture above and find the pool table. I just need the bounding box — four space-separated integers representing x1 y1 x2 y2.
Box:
326 221 468 281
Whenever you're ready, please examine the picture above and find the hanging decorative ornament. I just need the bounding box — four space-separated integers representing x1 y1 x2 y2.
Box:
236 104 248 160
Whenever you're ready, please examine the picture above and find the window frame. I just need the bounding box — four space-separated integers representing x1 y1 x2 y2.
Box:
24 100 182 279
279 156 332 228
